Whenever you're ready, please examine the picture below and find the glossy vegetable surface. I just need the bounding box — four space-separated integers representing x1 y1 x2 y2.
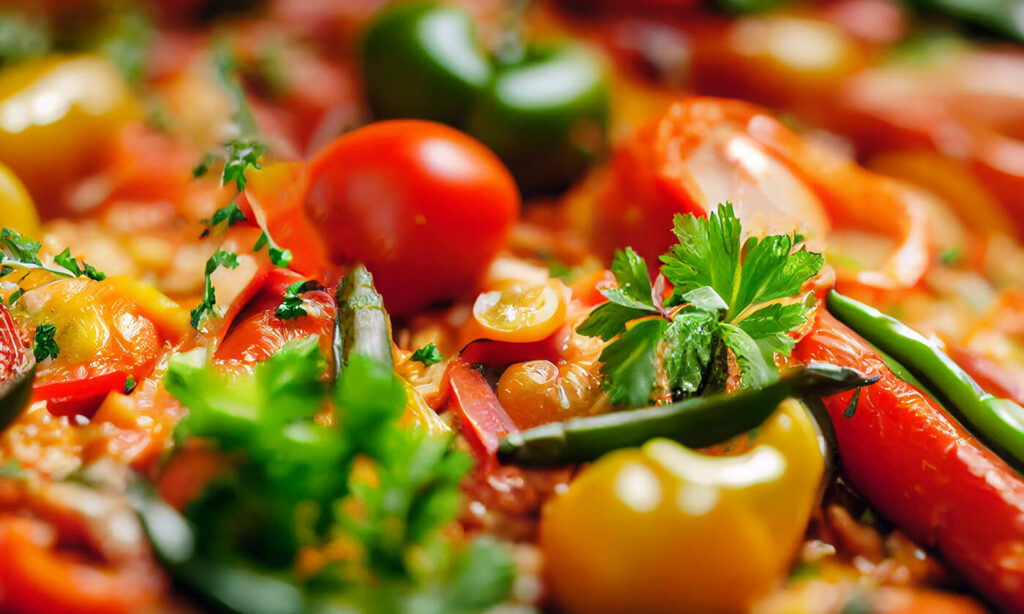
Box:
796 310 1024 612
541 398 825 614
498 362 875 465
360 1 492 125
305 120 519 316
828 290 1024 470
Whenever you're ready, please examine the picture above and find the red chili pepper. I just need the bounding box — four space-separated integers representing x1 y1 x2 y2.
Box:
795 310 1024 612
34 372 129 418
444 360 517 471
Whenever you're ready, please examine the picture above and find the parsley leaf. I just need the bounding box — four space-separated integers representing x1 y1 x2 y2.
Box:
662 308 717 396
276 280 320 320
411 342 443 366
0 228 105 282
253 230 293 268
33 323 58 362
124 374 136 394
730 233 823 319
597 318 667 408
661 202 743 308
222 139 266 193
610 247 654 306
0 228 41 265
200 202 248 238
189 249 240 329
720 323 776 388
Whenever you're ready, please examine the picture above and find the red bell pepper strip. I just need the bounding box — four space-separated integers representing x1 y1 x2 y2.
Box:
444 360 517 471
795 310 1024 612
34 372 130 418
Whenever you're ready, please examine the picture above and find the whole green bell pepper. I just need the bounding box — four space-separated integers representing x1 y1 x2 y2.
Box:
359 2 611 195
359 1 492 125
467 43 609 195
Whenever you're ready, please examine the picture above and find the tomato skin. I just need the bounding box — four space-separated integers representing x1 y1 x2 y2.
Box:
795 311 1024 612
305 120 519 316
0 516 161 614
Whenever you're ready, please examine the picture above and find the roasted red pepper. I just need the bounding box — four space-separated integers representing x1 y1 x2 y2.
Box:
34 372 129 418
795 310 1024 612
444 359 516 471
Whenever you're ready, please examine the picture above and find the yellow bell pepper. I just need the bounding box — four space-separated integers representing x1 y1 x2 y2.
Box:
540 398 825 614
0 161 39 237
0 55 140 213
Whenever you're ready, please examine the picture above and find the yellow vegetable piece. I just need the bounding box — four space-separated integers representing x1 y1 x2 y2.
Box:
0 160 39 237
0 55 141 214
541 399 825 614
470 279 567 343
399 379 450 435
102 275 190 344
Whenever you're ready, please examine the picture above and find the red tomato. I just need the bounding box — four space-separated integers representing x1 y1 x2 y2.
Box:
305 120 520 316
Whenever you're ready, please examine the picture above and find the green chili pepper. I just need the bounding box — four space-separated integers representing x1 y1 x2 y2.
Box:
359 1 492 125
129 482 307 614
497 361 875 466
827 290 1024 469
333 265 393 375
466 42 609 195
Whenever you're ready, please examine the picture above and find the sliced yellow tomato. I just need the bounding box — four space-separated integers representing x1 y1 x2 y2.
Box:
469 279 567 343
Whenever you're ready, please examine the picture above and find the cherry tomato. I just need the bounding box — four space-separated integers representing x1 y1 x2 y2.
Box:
305 120 519 316
496 359 602 429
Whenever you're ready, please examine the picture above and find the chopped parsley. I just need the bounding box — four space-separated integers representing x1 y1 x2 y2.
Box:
275 280 321 320
163 337 514 609
199 202 248 238
189 249 240 330
124 375 137 395
253 230 292 268
33 323 58 362
0 228 106 283
939 246 962 266
54 248 106 280
577 203 823 407
411 342 443 366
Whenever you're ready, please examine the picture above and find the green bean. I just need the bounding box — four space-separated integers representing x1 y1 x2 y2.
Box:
828 290 1024 470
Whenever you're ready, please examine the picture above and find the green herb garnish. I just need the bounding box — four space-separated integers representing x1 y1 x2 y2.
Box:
33 323 58 362
276 280 321 320
577 203 823 407
189 249 240 330
411 342 443 366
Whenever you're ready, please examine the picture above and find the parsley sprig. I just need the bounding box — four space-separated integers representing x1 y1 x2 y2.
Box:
275 280 321 320
577 203 823 407
189 249 240 329
0 228 106 286
164 338 514 609
33 323 58 362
